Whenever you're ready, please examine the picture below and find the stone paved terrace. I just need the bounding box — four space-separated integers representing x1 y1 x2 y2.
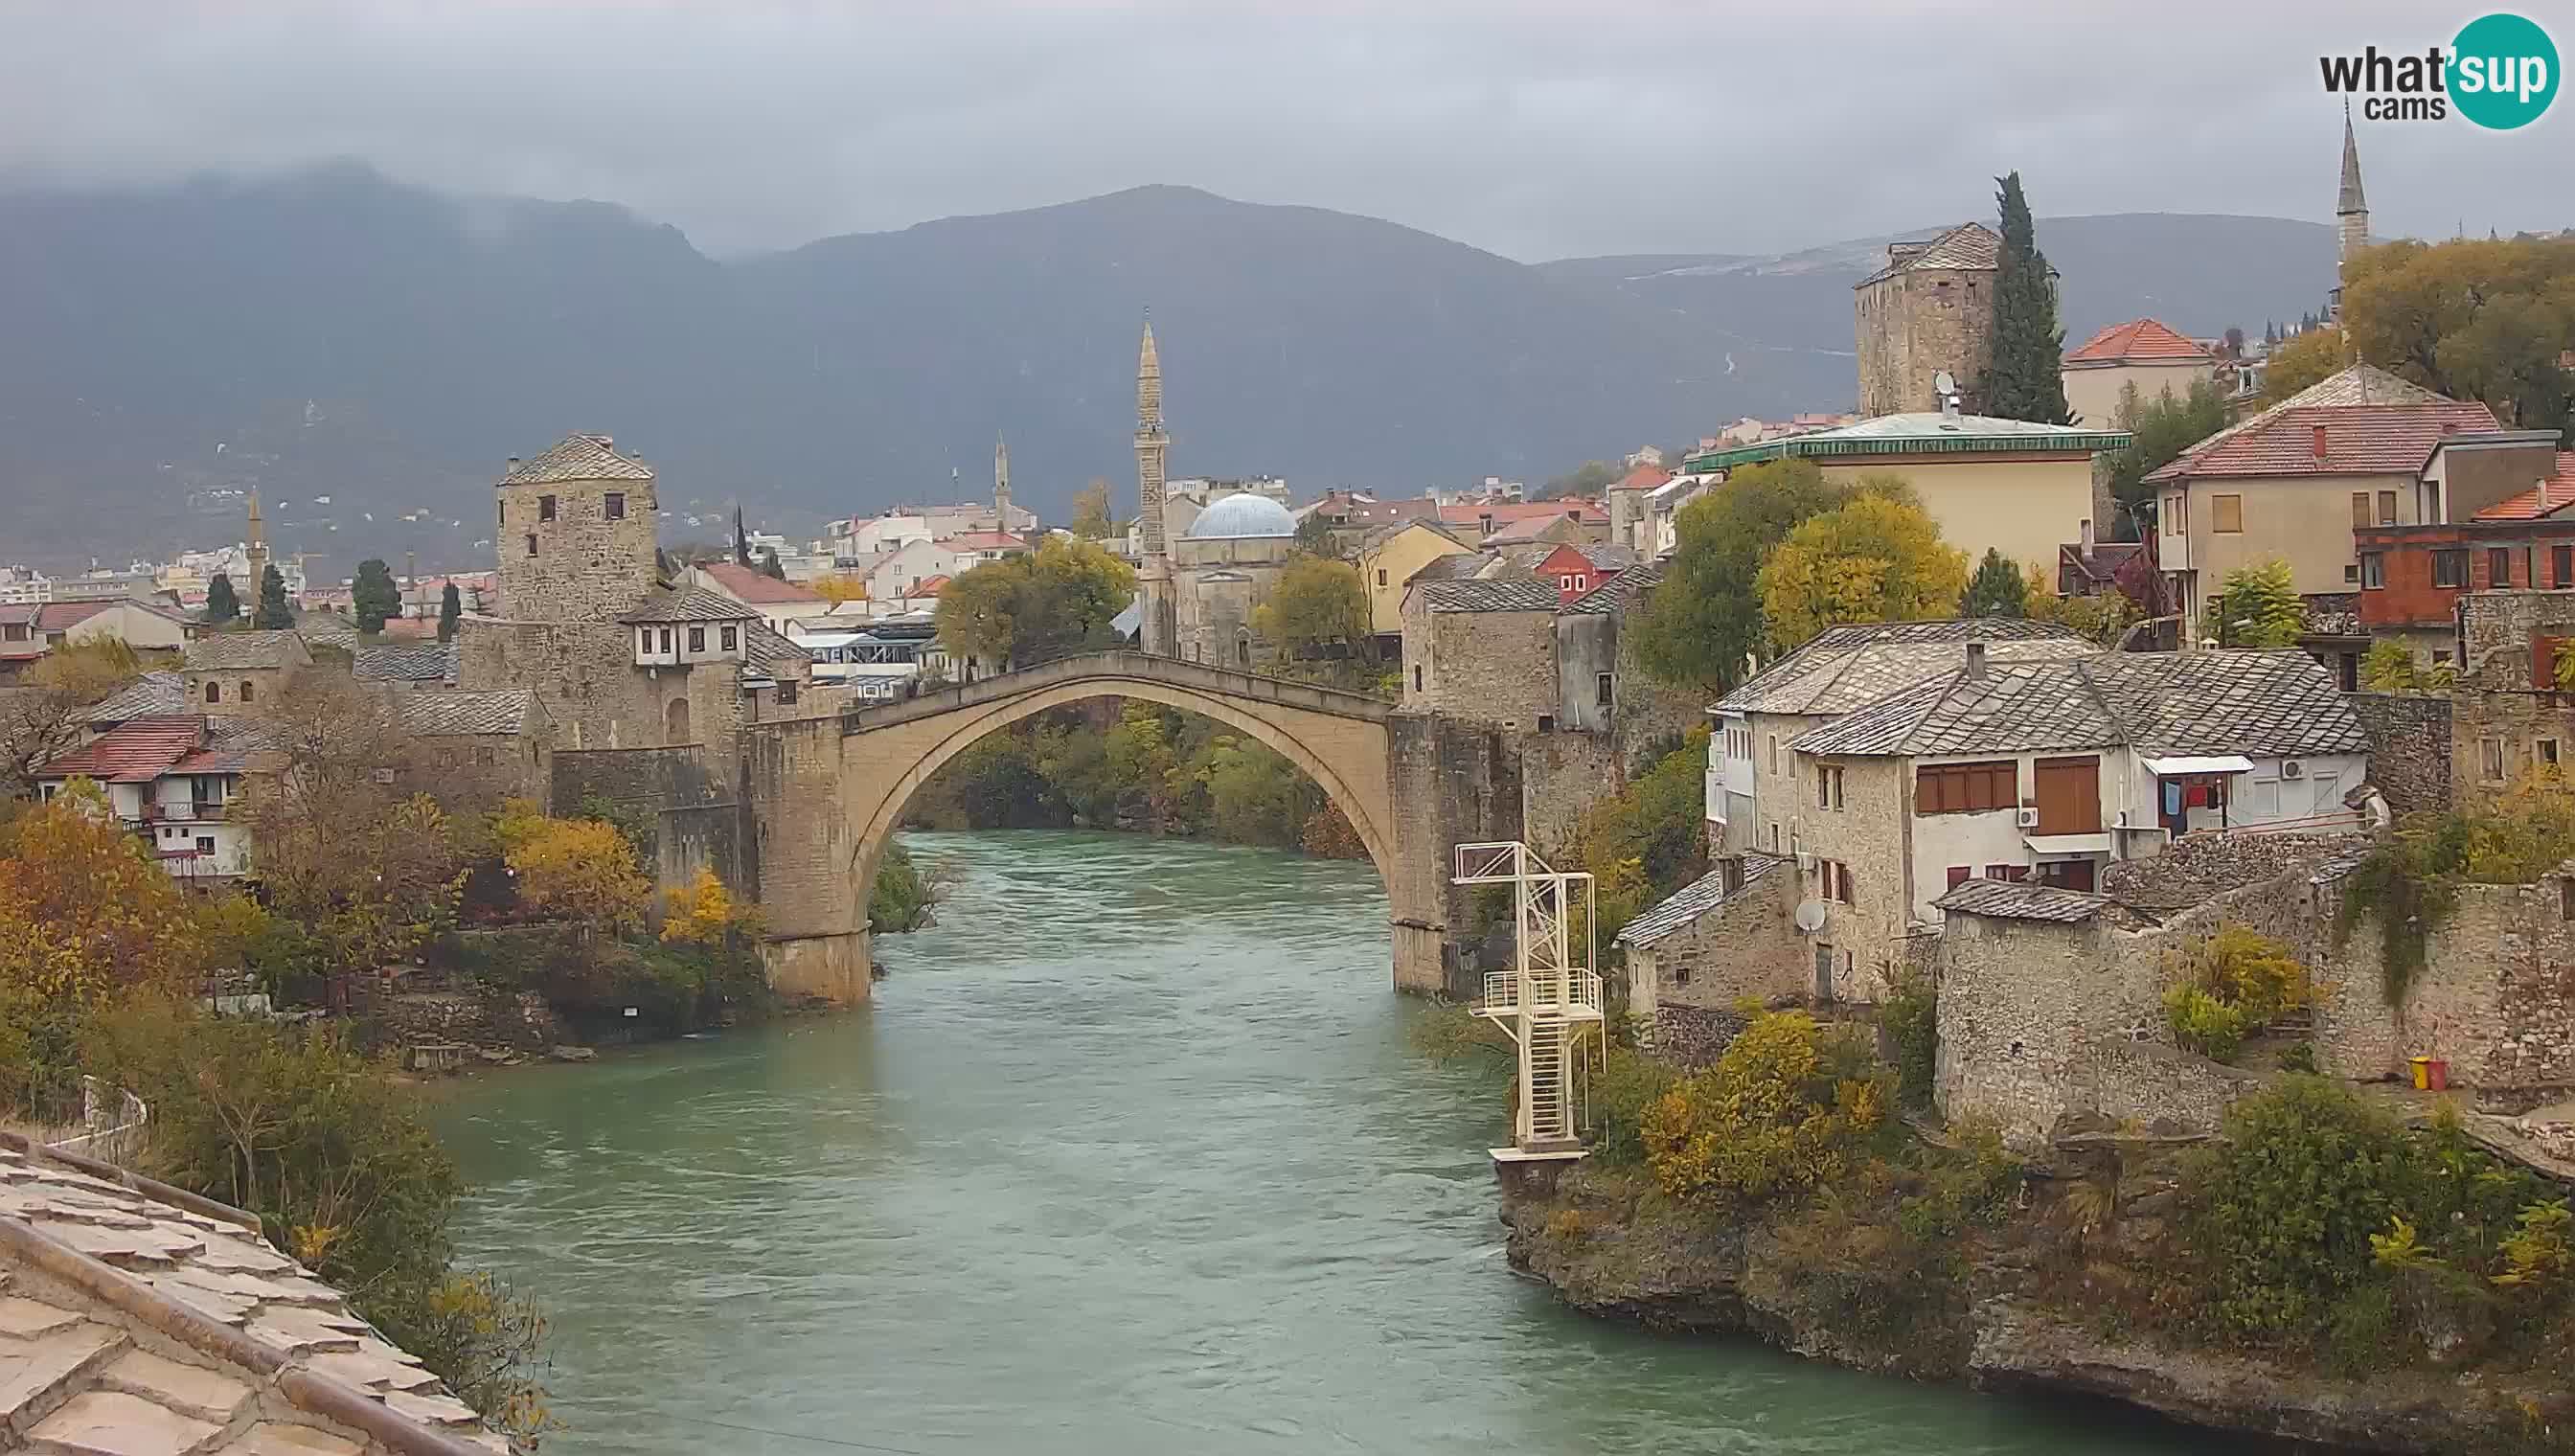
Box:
0 1139 504 1455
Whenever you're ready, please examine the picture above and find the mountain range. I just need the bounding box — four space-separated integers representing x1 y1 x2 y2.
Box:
0 166 2337 573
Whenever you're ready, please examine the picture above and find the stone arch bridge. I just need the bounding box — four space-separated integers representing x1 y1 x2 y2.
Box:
739 651 1499 1003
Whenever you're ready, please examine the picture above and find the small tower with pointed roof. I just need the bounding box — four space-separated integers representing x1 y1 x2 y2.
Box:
243 487 269 596
2334 103 2369 324
993 434 1013 533
1133 316 1176 654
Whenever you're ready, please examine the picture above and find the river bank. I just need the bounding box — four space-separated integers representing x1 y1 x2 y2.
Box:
1499 1128 2573 1455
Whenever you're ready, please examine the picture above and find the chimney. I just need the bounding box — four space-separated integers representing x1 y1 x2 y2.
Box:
2079 517 2094 553
1942 393 1962 418
2312 422 2329 460
1965 641 1988 678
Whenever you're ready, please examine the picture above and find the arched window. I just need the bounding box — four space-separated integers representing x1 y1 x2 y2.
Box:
239 680 254 703
205 681 220 704
666 696 692 743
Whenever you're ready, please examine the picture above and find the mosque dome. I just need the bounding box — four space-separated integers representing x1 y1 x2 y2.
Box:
1185 491 1297 539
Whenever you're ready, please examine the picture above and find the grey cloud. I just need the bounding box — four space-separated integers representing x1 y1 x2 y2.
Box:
0 0 2558 260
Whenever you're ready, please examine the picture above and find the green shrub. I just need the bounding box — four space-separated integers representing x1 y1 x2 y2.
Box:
2163 984 2249 1061
1640 1010 1888 1205
1589 1047 1677 1166
1880 970 1938 1106
1896 1126 2023 1241
2163 924 2306 1062
871 841 945 933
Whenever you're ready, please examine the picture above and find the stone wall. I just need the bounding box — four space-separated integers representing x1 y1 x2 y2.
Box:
2313 876 2575 1097
1629 868 1805 1059
495 467 659 627
2452 688 2575 799
1649 1003 1753 1068
1779 755 1914 998
400 726 552 815
1401 600 1558 731
2458 590 2575 683
370 988 560 1053
1386 711 1523 996
1856 264 1994 418
1519 728 1622 861
460 618 649 750
2345 692 2451 814
551 744 727 818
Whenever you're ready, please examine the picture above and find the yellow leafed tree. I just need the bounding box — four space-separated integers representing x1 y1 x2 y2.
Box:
811 573 869 605
659 867 763 944
1755 489 1968 650
506 816 651 931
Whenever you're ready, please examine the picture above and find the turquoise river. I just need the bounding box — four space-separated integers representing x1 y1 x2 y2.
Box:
437 830 2245 1455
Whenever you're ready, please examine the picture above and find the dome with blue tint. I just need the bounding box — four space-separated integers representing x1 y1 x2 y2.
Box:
1185 491 1297 539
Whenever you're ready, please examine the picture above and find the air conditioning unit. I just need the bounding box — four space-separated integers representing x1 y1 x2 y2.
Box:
2282 760 2306 780
1794 851 1815 873
2016 807 2041 829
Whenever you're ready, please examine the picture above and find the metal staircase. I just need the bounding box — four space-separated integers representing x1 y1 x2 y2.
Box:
1454 842 1604 1159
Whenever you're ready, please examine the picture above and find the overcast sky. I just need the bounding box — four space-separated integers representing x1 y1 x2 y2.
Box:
1 2 2563 261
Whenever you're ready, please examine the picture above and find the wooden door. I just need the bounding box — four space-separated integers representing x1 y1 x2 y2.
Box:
2032 757 2101 833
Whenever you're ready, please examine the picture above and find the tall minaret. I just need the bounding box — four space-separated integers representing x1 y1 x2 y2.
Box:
2333 102 2369 325
243 487 270 593
1133 315 1175 654
993 434 1014 532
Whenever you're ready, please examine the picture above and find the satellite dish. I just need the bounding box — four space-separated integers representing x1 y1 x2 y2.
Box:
1793 899 1829 934
1933 370 1957 396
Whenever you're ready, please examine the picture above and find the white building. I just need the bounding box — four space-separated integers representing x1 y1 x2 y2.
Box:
33 715 273 881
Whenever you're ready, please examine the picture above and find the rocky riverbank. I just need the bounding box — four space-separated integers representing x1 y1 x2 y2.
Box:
1498 1143 2572 1454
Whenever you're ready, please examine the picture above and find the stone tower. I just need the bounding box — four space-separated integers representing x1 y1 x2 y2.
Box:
494 433 659 625
243 487 269 594
1133 318 1176 654
993 434 1013 531
1851 222 2001 418
2333 103 2370 324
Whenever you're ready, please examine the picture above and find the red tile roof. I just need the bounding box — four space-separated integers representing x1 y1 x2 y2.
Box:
1440 500 1605 528
34 715 206 784
913 575 951 596
2473 453 2575 521
34 601 113 631
1612 465 1672 492
697 560 824 604
2065 318 2209 365
2146 401 2499 483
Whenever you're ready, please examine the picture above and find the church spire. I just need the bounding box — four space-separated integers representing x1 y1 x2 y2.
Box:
2337 101 2368 218
2334 102 2370 325
993 433 1013 531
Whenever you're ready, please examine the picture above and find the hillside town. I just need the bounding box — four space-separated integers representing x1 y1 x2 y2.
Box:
10 76 2575 1456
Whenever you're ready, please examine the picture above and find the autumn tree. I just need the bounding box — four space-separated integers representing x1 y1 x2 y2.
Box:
1069 479 1116 539
1634 458 1851 692
811 573 869 605
660 867 762 945
2212 557 2304 648
353 558 401 633
1987 171 2072 424
2260 329 2345 403
205 572 240 625
253 564 293 628
935 535 1135 668
2342 235 2575 431
0 638 140 802
1291 511 1343 559
1255 554 1374 679
503 815 650 932
1755 488 1969 650
2105 377 2232 539
1962 548 2029 618
437 582 461 642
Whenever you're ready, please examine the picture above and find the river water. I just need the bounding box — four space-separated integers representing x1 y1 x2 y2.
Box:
438 830 2227 1455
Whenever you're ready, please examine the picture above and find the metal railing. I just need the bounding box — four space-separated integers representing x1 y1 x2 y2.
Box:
43 1077 149 1168
1478 968 1604 1016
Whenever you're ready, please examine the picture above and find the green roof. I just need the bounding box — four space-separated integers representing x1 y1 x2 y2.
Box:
1685 412 2131 472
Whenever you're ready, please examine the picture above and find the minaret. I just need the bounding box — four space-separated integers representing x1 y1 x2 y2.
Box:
1133 316 1175 654
243 487 270 594
2333 102 2369 325
993 434 1013 533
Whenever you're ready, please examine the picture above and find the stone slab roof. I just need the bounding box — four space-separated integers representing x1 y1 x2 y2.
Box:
1933 877 2110 922
352 644 459 687
1715 618 2093 717
1790 648 2371 760
741 621 810 680
184 631 311 672
1415 579 1562 614
399 690 536 738
1616 853 1785 947
499 433 652 486
1857 221 2000 285
1562 560 1664 616
1404 553 1491 584
619 587 759 626
84 671 189 724
0 1139 504 1454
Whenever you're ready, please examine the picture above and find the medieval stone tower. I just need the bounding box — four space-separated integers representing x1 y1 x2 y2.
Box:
1852 221 2001 418
1133 318 1177 654
495 433 660 625
2333 105 2370 325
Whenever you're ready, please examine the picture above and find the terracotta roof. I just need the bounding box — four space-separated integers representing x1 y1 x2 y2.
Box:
2065 318 2210 365
1616 853 1786 946
1857 221 2001 286
2144 400 2498 483
1715 619 2094 717
84 671 189 724
1932 877 2109 923
499 433 652 486
34 716 207 784
912 575 950 596
2472 453 2575 521
1416 579 1563 614
1482 511 1594 545
0 1138 508 1454
619 587 758 626
695 561 823 605
1611 465 1672 492
1438 501 1605 528
1562 561 1664 616
401 689 536 737
2143 365 2475 483
183 631 310 672
34 602 114 632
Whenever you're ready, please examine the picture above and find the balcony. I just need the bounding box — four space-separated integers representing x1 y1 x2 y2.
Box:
143 801 227 823
1475 968 1606 1022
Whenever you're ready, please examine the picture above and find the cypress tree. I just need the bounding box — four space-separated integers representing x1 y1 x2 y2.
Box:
437 582 462 642
1962 547 2030 618
734 506 753 568
1984 172 2073 424
205 572 239 624
761 548 786 581
253 564 293 628
352 557 400 633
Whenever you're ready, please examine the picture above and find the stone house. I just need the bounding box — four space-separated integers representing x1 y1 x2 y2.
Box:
1708 618 2095 856
179 629 313 714
1615 852 1801 1061
1400 578 1561 728
1853 221 2005 418
1352 518 1473 638
398 687 552 812
1783 646 2372 989
2059 317 2215 431
1607 464 1669 556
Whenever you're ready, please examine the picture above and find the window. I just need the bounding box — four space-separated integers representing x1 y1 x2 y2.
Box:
2377 490 2398 526
1916 760 2017 814
2542 739 2562 768
1816 763 1844 809
1946 866 1971 890
1768 822 1781 853
1817 859 1855 904
2483 737 2507 783
2361 553 2385 589
638 628 652 654
721 626 738 651
777 680 799 706
1377 569 1388 587
659 627 673 652
688 626 706 652
2345 563 2360 583
525 534 537 557
538 494 557 522
2432 550 2468 588
1984 863 2029 882
1536 714 1556 732
2556 545 2573 588
2491 547 2514 587
205 681 219 704
238 681 253 703
497 502 506 528
1595 672 1614 708
2351 491 2373 530
1412 665 1423 693
605 491 625 520
1767 735 1780 774
475 745 496 765
2210 494 2244 534
195 836 215 854
1673 967 1692 987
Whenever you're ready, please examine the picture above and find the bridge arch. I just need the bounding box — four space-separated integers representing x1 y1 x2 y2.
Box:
744 652 1445 1005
